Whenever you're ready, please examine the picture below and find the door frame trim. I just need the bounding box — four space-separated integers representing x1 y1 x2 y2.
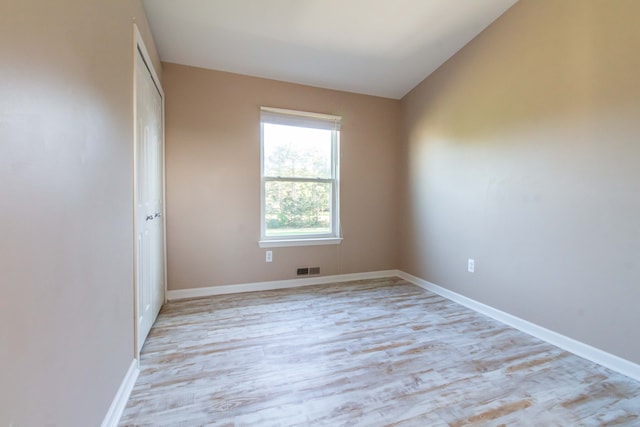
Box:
132 23 166 360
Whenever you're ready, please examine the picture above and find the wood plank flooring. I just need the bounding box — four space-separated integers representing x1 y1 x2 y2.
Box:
120 277 640 426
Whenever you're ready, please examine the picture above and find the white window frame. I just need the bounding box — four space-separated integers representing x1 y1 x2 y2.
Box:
259 106 342 248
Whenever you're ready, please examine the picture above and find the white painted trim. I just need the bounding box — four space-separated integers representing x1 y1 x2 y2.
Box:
165 269 640 382
133 25 164 99
259 107 341 245
258 237 343 248
101 359 139 427
397 271 640 382
166 270 398 300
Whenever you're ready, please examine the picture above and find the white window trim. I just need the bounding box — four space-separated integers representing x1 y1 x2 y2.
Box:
259 106 342 247
258 237 342 248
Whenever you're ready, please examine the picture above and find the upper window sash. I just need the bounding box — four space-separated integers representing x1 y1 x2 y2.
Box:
260 107 341 131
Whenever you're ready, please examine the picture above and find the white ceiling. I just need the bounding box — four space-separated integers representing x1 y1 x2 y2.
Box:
142 0 518 99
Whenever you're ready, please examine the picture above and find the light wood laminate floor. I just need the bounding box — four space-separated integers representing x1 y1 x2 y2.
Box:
120 277 640 426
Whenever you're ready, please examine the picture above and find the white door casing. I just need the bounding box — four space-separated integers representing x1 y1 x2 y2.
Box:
134 26 165 356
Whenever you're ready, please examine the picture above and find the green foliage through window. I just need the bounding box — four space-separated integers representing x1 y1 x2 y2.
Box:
265 181 331 234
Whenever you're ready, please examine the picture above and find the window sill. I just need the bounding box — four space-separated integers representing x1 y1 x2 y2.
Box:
259 237 343 248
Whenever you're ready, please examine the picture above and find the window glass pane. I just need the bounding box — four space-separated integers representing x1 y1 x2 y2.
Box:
265 180 331 236
263 123 332 179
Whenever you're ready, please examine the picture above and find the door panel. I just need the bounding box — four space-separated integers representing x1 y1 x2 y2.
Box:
135 47 164 354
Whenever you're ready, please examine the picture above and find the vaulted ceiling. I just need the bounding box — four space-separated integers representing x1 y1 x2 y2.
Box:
142 0 518 99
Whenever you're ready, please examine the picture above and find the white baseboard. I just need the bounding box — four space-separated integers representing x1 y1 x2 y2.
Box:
101 359 139 427
166 270 399 300
165 269 639 382
397 271 640 382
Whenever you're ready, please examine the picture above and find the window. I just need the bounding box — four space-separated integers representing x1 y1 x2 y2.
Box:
259 107 341 247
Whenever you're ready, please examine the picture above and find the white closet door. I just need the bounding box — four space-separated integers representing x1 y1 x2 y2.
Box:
135 46 164 354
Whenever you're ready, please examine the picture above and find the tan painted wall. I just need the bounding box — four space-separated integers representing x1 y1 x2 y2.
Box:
163 63 400 289
0 1 160 424
400 0 640 364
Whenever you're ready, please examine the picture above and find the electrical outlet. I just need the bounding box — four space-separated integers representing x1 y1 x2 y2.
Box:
266 250 272 263
468 258 475 273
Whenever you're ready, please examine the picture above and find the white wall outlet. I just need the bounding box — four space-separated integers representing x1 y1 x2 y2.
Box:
468 258 475 273
266 250 273 263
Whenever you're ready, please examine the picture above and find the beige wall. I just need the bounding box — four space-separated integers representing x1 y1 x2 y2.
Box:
400 0 640 364
3 1 639 424
163 63 400 289
0 0 160 424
